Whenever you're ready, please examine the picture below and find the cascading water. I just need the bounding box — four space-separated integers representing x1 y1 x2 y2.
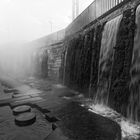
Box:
61 5 140 140
127 5 140 123
87 10 140 140
95 15 122 105
63 43 68 85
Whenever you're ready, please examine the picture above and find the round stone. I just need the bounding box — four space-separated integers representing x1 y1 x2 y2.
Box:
13 105 31 115
15 112 36 126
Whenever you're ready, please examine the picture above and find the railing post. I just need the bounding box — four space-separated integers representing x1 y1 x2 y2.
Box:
101 0 103 14
108 0 110 10
109 0 111 9
110 0 112 9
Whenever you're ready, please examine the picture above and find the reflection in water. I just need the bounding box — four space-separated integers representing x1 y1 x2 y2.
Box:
95 15 122 105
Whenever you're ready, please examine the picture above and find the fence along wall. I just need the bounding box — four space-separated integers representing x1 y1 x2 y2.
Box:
66 0 126 36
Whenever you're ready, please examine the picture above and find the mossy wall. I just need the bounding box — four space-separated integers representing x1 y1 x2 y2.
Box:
109 9 135 116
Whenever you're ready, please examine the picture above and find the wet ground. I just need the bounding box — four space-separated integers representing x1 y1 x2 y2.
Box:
87 104 140 140
0 76 122 140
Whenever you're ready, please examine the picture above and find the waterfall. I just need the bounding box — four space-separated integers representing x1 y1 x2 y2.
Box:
61 6 140 140
95 15 122 105
63 43 68 85
128 5 140 122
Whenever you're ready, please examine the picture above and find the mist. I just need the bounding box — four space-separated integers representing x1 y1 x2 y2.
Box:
0 0 94 80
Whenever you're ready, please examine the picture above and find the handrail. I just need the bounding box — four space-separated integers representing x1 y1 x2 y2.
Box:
66 0 128 36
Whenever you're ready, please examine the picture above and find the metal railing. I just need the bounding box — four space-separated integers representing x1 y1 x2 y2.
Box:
66 0 126 36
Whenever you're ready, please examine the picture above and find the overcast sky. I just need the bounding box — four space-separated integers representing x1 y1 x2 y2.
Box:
0 0 93 44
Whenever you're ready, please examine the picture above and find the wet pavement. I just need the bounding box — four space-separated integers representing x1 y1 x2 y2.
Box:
0 76 121 140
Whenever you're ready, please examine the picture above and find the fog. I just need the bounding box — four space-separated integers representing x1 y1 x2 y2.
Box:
0 0 72 44
0 43 33 80
0 0 94 44
0 0 94 80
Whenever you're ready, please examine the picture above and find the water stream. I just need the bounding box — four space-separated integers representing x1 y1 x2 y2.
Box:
95 15 122 105
127 5 140 123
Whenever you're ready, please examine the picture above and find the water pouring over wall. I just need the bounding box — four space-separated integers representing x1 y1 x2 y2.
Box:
127 5 140 122
89 24 105 98
63 31 94 93
109 9 135 116
61 7 138 122
95 15 122 105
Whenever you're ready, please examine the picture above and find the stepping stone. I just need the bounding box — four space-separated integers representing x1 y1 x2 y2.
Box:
15 112 36 126
13 105 31 115
14 97 43 104
12 94 24 98
0 93 13 105
30 94 39 97
12 92 39 98
4 88 18 93
10 97 44 108
12 95 30 100
18 96 31 101
30 104 50 113
4 89 13 93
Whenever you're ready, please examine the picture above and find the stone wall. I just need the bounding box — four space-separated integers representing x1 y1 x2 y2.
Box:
60 0 140 120
47 42 64 81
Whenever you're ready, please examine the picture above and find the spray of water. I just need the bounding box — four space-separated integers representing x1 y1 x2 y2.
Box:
88 104 140 140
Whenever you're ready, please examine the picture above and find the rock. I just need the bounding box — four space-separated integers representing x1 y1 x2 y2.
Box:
45 113 60 122
52 123 57 130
